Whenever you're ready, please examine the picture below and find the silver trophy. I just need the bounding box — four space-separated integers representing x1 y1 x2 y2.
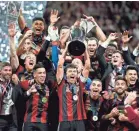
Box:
68 18 96 56
6 1 22 25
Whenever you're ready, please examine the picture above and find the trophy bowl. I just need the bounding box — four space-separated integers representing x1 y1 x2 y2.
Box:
68 39 86 56
67 18 96 56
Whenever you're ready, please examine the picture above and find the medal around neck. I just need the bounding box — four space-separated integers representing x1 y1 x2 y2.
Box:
42 97 47 103
73 95 78 101
92 116 98 121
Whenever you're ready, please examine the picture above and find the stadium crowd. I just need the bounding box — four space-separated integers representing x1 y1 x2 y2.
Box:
0 1 139 131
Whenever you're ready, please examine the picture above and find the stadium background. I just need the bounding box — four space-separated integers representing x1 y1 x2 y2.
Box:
0 1 139 62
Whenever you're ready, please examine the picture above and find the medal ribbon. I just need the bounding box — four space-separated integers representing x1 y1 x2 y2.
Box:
35 84 48 96
90 96 101 120
69 84 77 96
35 84 49 105
0 81 11 97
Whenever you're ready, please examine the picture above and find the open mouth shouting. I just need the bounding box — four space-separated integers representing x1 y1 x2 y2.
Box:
27 60 35 69
108 53 112 59
89 50 95 55
129 78 137 85
112 59 118 65
35 28 42 35
68 75 77 84
70 76 75 80
91 88 100 97
29 60 34 66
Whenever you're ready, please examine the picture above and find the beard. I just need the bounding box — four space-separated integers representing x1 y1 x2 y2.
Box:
3 75 11 82
116 89 125 95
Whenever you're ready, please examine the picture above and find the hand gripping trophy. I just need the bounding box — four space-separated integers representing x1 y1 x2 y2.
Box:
68 17 96 56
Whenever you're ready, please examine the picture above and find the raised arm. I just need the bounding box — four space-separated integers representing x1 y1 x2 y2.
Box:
93 19 106 42
121 31 135 65
96 33 118 69
56 42 68 85
8 23 19 70
52 42 59 69
83 14 106 42
59 29 70 49
49 9 60 26
98 33 118 55
133 44 139 58
18 9 26 31
82 49 90 78
124 92 139 129
48 9 61 44
16 30 33 56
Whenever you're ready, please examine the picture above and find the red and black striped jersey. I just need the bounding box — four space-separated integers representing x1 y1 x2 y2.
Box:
24 84 49 123
58 78 86 122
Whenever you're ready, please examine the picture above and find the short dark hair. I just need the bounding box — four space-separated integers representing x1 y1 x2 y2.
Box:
32 17 45 24
34 62 45 71
64 64 77 74
115 75 127 83
125 65 138 75
113 50 123 58
1 62 11 69
61 26 70 30
86 37 99 45
108 43 118 49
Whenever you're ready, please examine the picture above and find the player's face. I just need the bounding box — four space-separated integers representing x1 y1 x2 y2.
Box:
32 20 44 35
